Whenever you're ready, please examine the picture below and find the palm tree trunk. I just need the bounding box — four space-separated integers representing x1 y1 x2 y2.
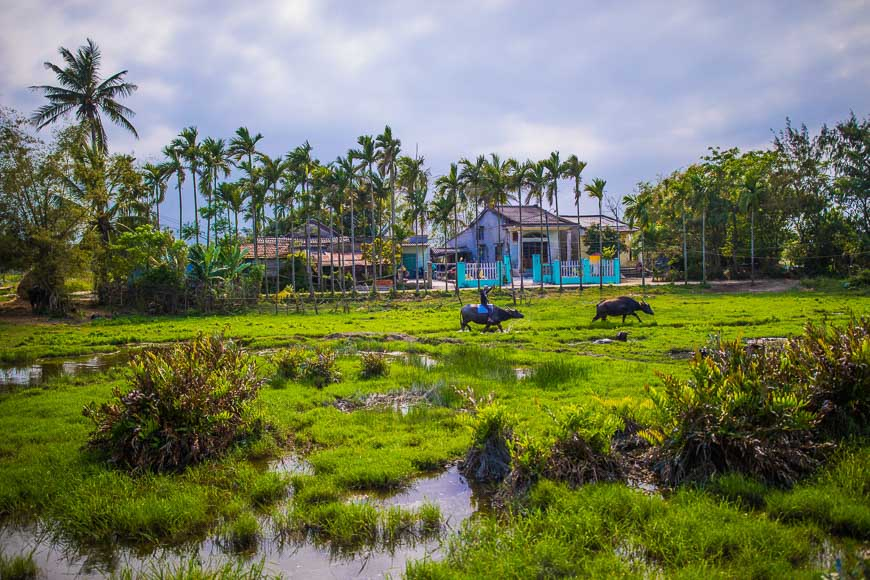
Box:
641 233 646 290
192 165 200 245
682 204 688 285
350 194 356 296
453 205 460 297
598 198 603 292
575 197 583 292
701 207 707 284
539 201 545 293
155 194 161 231
289 194 296 291
234 210 239 240
317 217 323 293
750 207 755 286
275 206 280 315
731 206 738 276
553 186 562 292
177 173 183 240
519 202 525 294
391 167 397 289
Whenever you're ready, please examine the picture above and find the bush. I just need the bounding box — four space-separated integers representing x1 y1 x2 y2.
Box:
273 347 308 380
83 332 266 472
644 318 870 486
359 351 390 379
461 402 515 483
272 346 342 387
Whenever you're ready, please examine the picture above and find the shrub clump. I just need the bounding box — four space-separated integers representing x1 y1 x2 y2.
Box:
505 405 624 497
359 351 390 379
461 401 515 483
272 346 341 387
83 332 266 472
644 318 870 486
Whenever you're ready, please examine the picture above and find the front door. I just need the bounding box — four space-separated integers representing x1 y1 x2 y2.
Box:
522 239 548 271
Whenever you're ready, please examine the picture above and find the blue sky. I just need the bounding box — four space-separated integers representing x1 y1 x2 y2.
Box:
2 0 868 232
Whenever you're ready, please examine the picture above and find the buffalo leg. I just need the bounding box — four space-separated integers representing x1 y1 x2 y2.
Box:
622 314 627 323
497 322 504 332
633 312 643 323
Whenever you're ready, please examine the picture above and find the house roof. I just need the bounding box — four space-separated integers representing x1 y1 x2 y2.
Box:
402 235 429 246
241 237 349 259
559 214 638 232
493 205 576 227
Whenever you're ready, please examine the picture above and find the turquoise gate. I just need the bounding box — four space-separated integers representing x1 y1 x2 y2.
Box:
456 256 513 289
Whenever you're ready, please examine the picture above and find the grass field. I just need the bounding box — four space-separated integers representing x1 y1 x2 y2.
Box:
0 284 867 578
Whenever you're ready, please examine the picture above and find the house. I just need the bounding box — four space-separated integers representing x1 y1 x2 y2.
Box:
558 215 637 264
400 235 431 279
446 206 580 274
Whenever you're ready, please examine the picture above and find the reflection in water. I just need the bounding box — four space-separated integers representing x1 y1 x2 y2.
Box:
0 352 129 389
0 466 481 579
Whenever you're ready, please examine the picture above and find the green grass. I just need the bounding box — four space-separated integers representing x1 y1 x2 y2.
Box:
0 551 39 580
0 285 868 577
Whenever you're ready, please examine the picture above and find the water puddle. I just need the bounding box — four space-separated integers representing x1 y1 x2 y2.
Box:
332 388 436 415
667 349 695 360
0 351 130 390
0 466 483 579
514 367 531 380
359 351 438 370
269 455 314 477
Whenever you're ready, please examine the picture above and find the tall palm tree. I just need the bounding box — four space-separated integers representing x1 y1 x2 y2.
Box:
142 162 168 231
435 163 462 296
162 144 185 239
398 154 428 293
564 155 587 292
584 178 607 292
483 154 512 286
687 168 708 284
376 126 402 288
337 153 358 294
623 190 652 290
173 127 201 244
229 128 263 282
739 155 767 286
350 136 378 283
288 141 318 298
542 151 568 290
200 137 231 246
259 153 289 297
30 38 138 153
217 182 246 239
506 159 527 293
523 161 548 293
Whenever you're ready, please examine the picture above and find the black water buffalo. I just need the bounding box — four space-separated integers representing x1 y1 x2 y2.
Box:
592 296 654 323
460 304 524 332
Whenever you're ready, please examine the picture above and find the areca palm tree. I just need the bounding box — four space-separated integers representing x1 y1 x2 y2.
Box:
459 155 486 226
524 161 547 293
542 151 568 290
259 153 289 297
376 126 402 287
30 38 138 153
564 155 587 292
337 153 358 293
173 127 201 244
506 159 528 293
483 154 512 289
200 137 232 246
398 154 428 293
739 154 768 286
623 190 652 289
435 162 462 296
350 136 378 283
142 162 169 231
584 178 607 291
287 141 317 298
162 144 185 239
229 127 264 262
217 182 247 239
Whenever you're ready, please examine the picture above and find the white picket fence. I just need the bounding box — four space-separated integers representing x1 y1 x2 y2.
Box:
589 259 616 278
467 262 499 280
560 260 581 278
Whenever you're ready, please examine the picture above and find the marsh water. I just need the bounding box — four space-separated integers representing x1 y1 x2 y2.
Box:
0 351 129 390
0 465 485 579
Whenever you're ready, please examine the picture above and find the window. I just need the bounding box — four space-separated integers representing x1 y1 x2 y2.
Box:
477 226 485 241
478 245 487 261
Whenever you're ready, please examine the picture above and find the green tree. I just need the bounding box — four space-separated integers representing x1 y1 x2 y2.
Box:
229 127 264 263
542 151 568 290
564 154 587 292
435 162 463 296
173 127 201 243
376 126 402 288
142 162 168 230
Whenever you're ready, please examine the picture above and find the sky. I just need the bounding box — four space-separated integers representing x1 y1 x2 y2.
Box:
1 0 869 232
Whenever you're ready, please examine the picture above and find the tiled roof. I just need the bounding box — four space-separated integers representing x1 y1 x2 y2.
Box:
241 238 351 260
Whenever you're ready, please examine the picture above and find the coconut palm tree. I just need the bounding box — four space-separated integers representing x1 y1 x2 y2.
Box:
483 154 513 289
584 178 607 291
505 159 528 293
30 38 138 154
229 127 264 262
142 162 169 230
287 141 319 297
336 153 358 294
376 126 402 288
172 127 201 244
435 162 463 296
564 155 587 292
258 153 289 297
162 144 185 239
